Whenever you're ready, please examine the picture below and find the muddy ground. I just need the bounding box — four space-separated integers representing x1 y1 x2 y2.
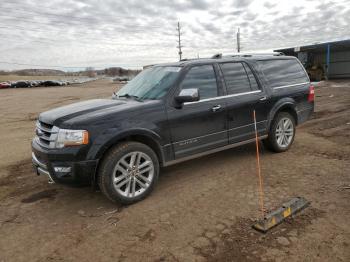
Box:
0 79 349 262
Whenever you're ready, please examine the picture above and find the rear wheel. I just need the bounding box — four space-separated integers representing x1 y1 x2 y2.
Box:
98 142 159 204
264 112 296 152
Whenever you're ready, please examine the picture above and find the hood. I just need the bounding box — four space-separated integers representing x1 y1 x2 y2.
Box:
39 99 140 126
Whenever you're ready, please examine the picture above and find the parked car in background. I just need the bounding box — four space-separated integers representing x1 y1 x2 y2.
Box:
0 82 11 89
32 54 314 204
113 76 129 83
11 81 31 88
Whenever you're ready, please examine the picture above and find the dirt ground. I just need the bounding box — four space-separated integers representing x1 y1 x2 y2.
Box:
0 79 349 262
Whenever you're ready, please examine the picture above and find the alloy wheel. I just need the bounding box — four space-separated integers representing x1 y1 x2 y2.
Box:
275 117 294 148
112 151 154 198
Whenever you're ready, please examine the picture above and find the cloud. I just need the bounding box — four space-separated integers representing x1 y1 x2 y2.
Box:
232 0 254 8
263 2 276 9
0 0 349 70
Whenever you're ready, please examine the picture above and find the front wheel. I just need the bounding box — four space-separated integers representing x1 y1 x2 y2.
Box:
98 142 159 204
263 112 296 152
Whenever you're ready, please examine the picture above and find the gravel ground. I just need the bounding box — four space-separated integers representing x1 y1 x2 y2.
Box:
0 79 349 262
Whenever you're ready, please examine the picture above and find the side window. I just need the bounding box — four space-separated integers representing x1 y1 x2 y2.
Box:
220 62 251 94
180 65 218 100
257 59 309 88
243 63 259 91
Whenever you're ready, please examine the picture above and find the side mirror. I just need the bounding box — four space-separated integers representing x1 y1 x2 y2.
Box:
175 88 200 104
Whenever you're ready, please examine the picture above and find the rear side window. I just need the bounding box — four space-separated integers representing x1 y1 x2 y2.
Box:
220 62 258 95
180 65 218 100
243 63 259 91
257 59 309 88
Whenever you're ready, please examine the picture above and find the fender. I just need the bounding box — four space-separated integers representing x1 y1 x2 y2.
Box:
267 98 297 129
86 127 163 161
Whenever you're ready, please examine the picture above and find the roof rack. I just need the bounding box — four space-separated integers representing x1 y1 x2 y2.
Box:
211 52 284 59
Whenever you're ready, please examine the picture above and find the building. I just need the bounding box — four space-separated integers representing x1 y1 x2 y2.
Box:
274 39 350 80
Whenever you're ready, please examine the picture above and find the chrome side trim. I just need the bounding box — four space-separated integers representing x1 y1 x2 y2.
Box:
184 90 262 105
228 120 267 131
32 152 47 169
172 120 267 145
163 135 268 167
273 82 309 90
173 129 227 145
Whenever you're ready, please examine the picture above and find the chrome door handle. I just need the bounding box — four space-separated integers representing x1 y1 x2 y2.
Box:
259 96 267 101
212 105 222 112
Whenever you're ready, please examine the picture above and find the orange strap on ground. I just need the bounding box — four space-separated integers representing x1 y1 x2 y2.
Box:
253 110 265 218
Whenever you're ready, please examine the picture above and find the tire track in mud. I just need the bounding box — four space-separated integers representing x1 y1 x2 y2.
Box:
0 159 32 186
0 158 51 200
21 189 58 203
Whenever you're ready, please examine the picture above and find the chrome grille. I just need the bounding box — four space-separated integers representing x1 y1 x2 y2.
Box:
35 121 59 148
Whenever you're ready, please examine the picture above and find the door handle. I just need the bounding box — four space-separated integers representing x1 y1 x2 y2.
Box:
259 96 267 101
211 105 222 112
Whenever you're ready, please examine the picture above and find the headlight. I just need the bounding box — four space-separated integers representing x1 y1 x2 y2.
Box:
55 129 89 148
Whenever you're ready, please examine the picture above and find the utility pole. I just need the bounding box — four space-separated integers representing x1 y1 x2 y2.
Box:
177 21 183 61
236 27 241 53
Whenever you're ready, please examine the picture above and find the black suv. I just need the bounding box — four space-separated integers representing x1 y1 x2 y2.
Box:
32 55 314 204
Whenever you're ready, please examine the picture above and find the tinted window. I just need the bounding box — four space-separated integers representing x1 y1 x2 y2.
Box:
180 65 218 100
220 62 251 94
243 63 259 91
257 59 309 88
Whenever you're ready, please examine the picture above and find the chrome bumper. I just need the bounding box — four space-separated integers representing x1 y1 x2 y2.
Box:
32 152 55 184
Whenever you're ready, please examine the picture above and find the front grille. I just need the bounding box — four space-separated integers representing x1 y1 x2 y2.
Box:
35 121 59 148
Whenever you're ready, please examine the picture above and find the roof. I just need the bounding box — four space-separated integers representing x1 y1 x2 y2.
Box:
154 54 296 68
274 39 350 53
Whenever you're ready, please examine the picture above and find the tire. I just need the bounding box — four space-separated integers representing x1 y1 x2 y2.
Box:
98 141 159 204
263 112 296 153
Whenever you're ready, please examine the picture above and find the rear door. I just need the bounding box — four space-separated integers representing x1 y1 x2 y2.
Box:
166 64 228 159
219 62 270 144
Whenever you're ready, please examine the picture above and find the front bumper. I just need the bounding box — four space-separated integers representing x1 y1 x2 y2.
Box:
32 152 55 184
32 139 98 186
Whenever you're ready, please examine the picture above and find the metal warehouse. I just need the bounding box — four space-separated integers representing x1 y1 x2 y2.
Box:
275 39 350 81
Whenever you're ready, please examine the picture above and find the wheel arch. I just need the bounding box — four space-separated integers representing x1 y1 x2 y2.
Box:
267 101 298 130
90 129 165 186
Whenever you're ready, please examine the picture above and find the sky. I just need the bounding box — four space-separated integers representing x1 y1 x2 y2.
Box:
0 0 349 71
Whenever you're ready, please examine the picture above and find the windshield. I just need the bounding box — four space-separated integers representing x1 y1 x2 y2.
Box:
115 66 181 100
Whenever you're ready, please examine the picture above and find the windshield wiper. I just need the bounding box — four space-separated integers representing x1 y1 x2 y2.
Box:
117 93 143 101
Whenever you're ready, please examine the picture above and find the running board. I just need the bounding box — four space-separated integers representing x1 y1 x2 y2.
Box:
163 135 268 167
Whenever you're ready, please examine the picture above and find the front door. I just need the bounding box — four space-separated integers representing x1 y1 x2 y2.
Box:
167 64 228 159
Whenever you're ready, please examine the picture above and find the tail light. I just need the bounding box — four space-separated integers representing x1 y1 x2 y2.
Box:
308 85 315 102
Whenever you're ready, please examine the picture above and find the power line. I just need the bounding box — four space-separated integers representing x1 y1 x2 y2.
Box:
176 21 183 61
